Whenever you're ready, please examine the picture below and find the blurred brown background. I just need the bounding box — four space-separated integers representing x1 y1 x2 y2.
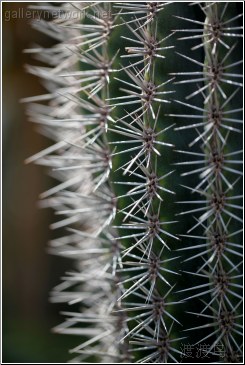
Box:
2 2 76 362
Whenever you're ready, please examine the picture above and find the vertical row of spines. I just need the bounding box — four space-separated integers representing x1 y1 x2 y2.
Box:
24 3 130 363
111 2 183 362
172 2 243 361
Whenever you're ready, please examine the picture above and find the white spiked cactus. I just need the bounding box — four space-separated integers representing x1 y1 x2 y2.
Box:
24 2 243 363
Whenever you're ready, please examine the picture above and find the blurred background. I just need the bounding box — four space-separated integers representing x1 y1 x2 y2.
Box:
2 2 77 362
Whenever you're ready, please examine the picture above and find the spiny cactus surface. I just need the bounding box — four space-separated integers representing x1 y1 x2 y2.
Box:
24 2 243 363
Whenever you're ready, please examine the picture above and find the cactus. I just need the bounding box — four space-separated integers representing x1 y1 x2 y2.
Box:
23 2 243 363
